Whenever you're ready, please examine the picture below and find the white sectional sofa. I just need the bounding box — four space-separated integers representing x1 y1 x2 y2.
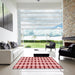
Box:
0 46 24 64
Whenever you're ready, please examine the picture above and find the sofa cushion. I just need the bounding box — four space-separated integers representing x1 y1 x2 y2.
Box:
7 43 11 49
10 42 18 48
68 44 75 53
0 42 8 49
68 44 74 48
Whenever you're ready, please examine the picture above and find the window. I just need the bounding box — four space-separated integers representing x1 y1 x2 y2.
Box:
19 10 63 40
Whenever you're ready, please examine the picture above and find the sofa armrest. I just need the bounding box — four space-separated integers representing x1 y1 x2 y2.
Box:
0 50 13 64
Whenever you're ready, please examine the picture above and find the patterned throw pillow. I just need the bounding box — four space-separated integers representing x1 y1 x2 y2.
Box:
0 42 8 49
10 42 18 48
7 43 11 49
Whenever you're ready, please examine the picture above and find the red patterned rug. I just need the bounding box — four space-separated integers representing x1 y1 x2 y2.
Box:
13 57 63 69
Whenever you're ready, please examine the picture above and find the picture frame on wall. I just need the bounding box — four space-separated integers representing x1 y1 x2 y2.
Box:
0 1 13 31
0 1 3 27
4 4 13 31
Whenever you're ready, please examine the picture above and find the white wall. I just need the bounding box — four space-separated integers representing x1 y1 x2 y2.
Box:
0 0 18 42
0 27 17 42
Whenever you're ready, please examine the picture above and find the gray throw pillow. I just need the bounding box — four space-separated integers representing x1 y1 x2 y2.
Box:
10 42 18 48
7 43 11 49
0 42 8 49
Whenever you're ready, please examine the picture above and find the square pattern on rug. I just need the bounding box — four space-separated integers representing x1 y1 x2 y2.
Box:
13 57 63 69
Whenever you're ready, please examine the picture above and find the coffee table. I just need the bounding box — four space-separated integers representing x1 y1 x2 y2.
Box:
34 49 49 57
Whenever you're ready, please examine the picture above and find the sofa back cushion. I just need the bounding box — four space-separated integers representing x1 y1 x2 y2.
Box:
0 41 18 49
50 42 55 48
0 42 8 49
7 43 11 49
10 42 18 48
68 44 75 53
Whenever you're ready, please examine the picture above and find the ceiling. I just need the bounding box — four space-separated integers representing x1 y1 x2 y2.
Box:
2 0 62 10
16 0 61 3
16 0 62 9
